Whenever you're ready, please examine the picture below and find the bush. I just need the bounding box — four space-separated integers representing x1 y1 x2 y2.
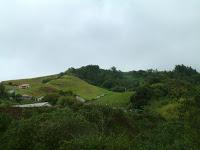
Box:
15 94 22 103
42 78 53 84
59 90 74 96
151 83 168 99
101 79 116 89
60 135 132 150
0 83 7 98
43 93 60 105
0 100 12 108
0 113 13 133
57 72 65 79
111 86 126 92
57 96 76 107
130 85 153 109
1 109 95 150
132 121 198 150
8 82 13 86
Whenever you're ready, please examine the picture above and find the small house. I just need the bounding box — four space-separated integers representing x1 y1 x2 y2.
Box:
18 84 30 89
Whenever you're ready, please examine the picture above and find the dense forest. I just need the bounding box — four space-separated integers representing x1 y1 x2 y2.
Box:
66 64 200 91
0 64 200 149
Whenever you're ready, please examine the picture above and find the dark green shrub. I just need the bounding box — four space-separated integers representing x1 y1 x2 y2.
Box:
42 78 53 84
111 86 126 92
60 135 132 150
57 96 76 107
1 109 95 150
15 94 22 103
0 113 12 133
43 93 60 105
0 83 7 98
59 90 74 96
130 85 153 109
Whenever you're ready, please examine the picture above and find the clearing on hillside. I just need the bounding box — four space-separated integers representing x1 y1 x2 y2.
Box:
4 75 109 100
94 92 133 107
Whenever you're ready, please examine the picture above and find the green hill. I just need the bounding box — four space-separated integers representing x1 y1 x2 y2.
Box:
94 92 133 107
4 75 132 105
4 75 110 100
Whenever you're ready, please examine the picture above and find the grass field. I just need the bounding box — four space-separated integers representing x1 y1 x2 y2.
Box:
4 75 109 100
147 98 181 120
94 92 133 107
4 74 133 106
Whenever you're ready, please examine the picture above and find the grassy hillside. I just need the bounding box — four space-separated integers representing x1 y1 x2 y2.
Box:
4 75 109 100
94 92 133 107
146 98 182 120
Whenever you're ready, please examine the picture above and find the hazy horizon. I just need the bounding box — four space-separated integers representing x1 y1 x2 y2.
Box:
1 0 200 81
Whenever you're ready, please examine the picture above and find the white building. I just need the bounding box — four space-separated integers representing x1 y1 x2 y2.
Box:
18 84 30 89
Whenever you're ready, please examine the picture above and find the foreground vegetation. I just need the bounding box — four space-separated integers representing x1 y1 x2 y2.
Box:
0 103 199 150
0 64 200 149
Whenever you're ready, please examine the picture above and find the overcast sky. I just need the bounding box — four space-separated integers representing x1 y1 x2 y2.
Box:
0 0 200 81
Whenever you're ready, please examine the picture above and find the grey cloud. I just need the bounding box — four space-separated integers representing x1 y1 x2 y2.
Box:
0 0 200 81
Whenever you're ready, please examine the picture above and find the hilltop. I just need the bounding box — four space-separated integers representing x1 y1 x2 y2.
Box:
3 74 132 107
4 75 108 100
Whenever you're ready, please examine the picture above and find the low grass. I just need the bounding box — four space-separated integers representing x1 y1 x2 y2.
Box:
156 102 180 120
4 75 108 100
147 98 181 120
94 92 133 107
